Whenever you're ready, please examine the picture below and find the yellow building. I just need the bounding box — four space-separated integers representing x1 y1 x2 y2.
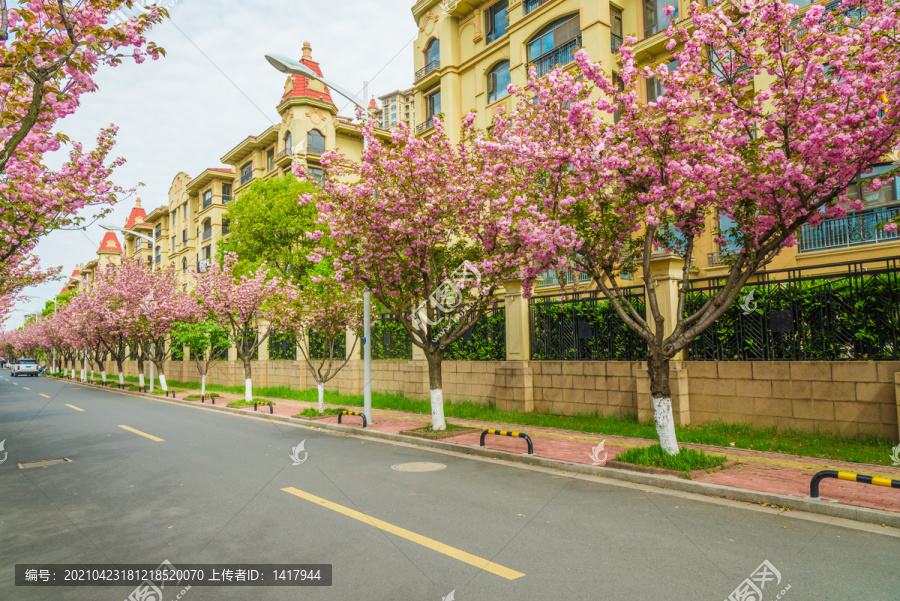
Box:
110 42 367 289
410 0 900 288
372 88 416 129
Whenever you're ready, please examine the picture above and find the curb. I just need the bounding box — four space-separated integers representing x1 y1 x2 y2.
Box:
50 376 900 529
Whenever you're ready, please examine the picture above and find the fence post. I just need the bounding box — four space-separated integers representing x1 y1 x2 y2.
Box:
257 322 270 362
502 280 530 361
646 252 686 360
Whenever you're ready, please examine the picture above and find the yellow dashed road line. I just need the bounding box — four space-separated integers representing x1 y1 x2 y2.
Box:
65 404 85 412
118 425 164 442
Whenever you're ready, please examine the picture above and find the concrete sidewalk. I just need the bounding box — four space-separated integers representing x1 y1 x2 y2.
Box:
159 386 900 516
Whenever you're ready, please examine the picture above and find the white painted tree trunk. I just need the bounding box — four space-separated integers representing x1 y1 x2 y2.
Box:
317 382 324 413
90 370 94 382
118 372 125 386
159 374 167 391
100 371 107 383
81 366 86 381
244 378 252 403
430 388 447 431
138 373 145 388
63 368 68 377
653 397 680 455
200 375 206 396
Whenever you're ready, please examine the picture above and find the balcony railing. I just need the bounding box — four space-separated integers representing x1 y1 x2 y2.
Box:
202 227 212 241
415 60 439 81
611 33 623 52
523 0 551 15
240 172 252 186
307 143 325 155
154 229 162 239
536 269 592 288
528 36 581 78
707 250 736 267
222 195 232 204
799 203 900 253
416 117 435 134
276 148 290 160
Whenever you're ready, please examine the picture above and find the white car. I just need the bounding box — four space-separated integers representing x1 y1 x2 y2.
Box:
12 358 38 377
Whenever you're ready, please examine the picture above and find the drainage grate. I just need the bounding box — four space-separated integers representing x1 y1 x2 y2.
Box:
17 458 72 469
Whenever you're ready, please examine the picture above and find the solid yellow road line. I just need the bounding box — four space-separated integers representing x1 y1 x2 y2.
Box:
281 487 525 580
118 425 164 442
39 394 50 399
65 404 85 412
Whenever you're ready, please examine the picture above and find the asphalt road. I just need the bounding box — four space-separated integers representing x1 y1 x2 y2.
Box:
1 374 898 601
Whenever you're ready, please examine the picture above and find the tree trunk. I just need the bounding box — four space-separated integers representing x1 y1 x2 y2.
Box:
426 353 446 431
317 382 324 413
100 370 106 383
137 355 145 389
243 357 252 403
200 374 206 396
159 373 167 391
648 353 680 456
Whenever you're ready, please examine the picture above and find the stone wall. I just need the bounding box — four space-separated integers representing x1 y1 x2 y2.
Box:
92 357 900 442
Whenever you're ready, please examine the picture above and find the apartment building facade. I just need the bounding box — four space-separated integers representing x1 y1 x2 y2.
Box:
409 0 900 290
372 88 416 129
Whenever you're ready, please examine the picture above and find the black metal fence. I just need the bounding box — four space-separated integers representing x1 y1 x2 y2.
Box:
530 286 647 361
308 331 346 361
268 330 297 361
686 257 900 361
445 301 506 361
371 313 412 360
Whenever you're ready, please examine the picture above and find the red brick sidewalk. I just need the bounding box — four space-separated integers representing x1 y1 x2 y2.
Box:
171 389 900 514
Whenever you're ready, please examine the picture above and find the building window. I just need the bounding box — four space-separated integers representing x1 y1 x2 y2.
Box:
202 218 212 241
308 167 324 185
202 245 211 261
523 0 550 15
266 148 274 171
307 129 325 155
135 238 142 251
284 131 293 154
613 73 625 122
222 183 232 203
182 203 188 219
486 1 509 44
202 189 213 209
426 90 441 119
154 245 161 264
611 6 624 52
425 39 440 67
154 224 162 239
241 161 253 185
182 258 188 274
644 0 678 39
487 61 511 103
171 235 176 252
527 14 581 78
182 228 187 244
222 219 230 235
647 59 679 101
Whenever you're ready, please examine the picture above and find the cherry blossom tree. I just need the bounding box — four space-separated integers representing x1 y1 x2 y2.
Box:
302 116 576 430
0 1 167 319
498 0 900 453
272 277 363 413
193 252 281 403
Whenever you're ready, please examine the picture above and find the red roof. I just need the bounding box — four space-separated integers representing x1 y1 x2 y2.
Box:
209 167 234 174
283 42 334 104
368 96 379 110
98 231 123 254
125 198 147 229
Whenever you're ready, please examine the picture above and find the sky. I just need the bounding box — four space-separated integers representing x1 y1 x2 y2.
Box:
8 0 419 328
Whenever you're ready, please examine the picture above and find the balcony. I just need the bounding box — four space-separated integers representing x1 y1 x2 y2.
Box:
537 269 592 288
798 204 900 253
415 60 439 82
416 117 435 134
611 33 623 53
240 172 253 186
529 36 581 79
307 143 325 155
276 148 290 160
523 0 551 15
222 195 232 204
707 250 736 267
202 227 212 241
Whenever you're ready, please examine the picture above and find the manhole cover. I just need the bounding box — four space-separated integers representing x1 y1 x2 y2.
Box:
18 458 72 469
391 462 447 472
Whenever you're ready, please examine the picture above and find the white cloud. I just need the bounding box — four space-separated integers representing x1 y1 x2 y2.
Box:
9 0 417 328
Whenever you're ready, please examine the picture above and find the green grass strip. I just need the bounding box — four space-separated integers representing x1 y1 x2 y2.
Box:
616 444 726 473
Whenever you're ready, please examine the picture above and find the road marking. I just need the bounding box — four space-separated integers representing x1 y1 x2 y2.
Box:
118 425 164 442
23 387 30 390
65 404 85 412
12 382 18 385
39 394 51 399
281 487 525 580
